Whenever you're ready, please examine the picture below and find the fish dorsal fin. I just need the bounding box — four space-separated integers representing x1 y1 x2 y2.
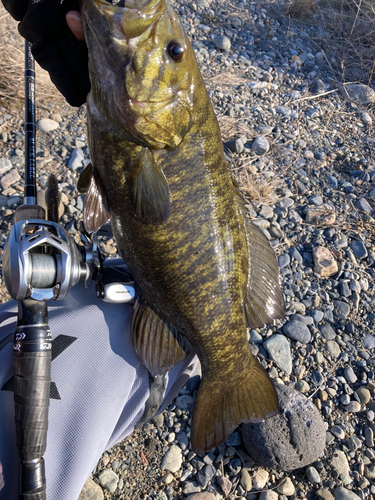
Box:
77 162 93 194
244 220 286 328
82 167 110 233
129 148 171 225
131 290 190 377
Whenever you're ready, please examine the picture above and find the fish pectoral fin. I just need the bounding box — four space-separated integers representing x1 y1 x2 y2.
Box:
82 167 111 233
77 162 93 194
245 221 286 328
131 291 190 377
190 355 279 454
129 149 171 225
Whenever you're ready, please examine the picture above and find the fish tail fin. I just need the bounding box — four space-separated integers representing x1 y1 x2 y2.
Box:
190 356 278 454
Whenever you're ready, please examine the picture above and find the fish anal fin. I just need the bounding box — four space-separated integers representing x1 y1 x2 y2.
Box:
190 355 279 454
245 220 286 328
129 149 171 225
83 167 110 233
131 293 190 377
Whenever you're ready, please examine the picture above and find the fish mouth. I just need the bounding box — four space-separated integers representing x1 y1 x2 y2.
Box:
89 0 165 39
129 97 174 115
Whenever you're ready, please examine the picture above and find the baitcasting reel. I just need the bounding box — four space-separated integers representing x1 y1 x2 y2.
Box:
3 218 89 302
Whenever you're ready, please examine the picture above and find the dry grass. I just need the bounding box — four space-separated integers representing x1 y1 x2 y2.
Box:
287 0 317 18
217 115 255 142
0 5 60 104
207 73 248 87
286 0 375 86
236 167 283 206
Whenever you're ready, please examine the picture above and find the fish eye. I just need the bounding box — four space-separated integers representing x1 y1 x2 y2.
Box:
167 40 185 62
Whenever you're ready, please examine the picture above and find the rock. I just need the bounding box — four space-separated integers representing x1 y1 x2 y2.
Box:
0 168 20 189
319 324 336 340
36 118 59 132
176 395 194 410
331 450 352 484
360 111 372 125
309 194 324 206
283 319 311 343
345 401 361 412
98 469 119 493
311 79 326 94
334 301 350 319
263 334 292 374
331 425 345 439
50 113 62 123
343 366 357 384
251 136 270 155
350 240 368 259
313 246 338 277
355 387 371 405
252 468 269 490
278 253 290 269
183 482 201 495
365 463 375 480
196 464 216 488
216 475 232 496
363 334 375 349
186 494 216 500
225 138 244 154
240 469 252 492
214 35 231 51
316 488 334 500
306 466 321 483
334 486 361 500
295 380 310 393
226 431 241 446
152 413 164 427
355 198 373 214
325 340 341 359
305 204 336 225
0 194 7 208
242 384 326 471
68 148 85 170
161 445 183 473
259 491 278 500
338 83 375 105
275 106 291 116
0 158 12 175
78 477 104 500
277 477 295 495
177 431 189 450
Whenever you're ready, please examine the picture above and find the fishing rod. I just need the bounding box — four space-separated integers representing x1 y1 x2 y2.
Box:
3 41 86 499
2 41 135 499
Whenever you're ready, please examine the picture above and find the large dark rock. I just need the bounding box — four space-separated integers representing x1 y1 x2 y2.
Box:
242 383 326 471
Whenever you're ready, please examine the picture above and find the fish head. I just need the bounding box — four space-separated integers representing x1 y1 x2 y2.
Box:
81 0 195 150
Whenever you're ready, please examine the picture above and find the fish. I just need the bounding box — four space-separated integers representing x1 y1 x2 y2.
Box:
79 0 286 453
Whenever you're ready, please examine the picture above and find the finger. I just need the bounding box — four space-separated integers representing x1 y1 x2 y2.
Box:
66 10 84 41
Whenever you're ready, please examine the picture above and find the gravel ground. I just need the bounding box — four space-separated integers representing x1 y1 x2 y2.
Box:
1 1 375 500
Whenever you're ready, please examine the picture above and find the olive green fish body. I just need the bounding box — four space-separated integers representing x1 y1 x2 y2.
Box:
81 0 285 453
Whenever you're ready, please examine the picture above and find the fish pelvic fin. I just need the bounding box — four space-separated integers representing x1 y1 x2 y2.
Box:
245 220 286 328
131 289 190 377
129 148 171 225
81 166 111 233
190 355 279 454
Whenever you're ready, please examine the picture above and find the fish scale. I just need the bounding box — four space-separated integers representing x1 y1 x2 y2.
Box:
80 0 285 453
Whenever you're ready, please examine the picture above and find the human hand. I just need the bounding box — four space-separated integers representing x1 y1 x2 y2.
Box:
66 11 84 42
1 0 90 107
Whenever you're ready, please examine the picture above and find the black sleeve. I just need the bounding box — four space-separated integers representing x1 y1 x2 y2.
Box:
2 0 90 107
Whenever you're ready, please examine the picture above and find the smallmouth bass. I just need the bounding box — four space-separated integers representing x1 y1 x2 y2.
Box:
79 0 286 453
